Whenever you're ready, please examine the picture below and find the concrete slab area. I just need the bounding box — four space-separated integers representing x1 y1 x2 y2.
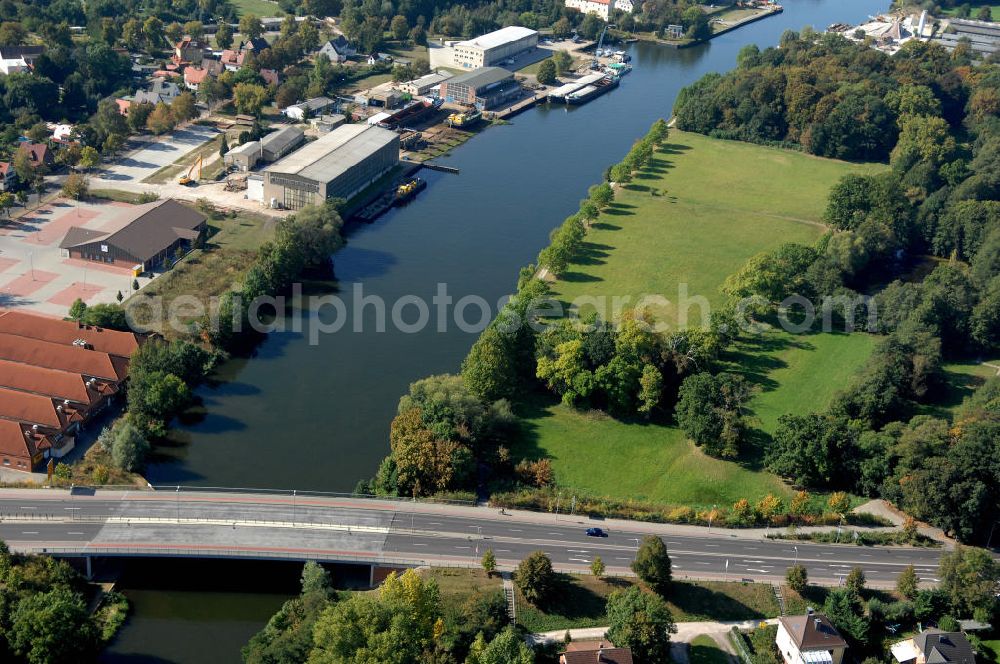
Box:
93 125 219 184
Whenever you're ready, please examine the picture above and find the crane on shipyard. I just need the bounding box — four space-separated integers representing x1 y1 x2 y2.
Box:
592 23 616 69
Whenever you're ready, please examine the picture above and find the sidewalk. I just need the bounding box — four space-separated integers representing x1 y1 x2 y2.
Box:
528 618 778 646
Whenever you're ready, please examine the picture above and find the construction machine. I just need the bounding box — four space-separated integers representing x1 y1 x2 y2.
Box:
179 155 203 186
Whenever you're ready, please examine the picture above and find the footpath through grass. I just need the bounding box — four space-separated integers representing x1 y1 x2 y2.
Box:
516 575 781 633
516 131 885 507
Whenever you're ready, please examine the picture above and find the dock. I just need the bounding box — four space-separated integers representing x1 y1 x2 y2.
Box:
493 95 541 120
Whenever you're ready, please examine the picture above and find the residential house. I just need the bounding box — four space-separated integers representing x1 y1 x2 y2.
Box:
776 613 849 664
564 0 633 20
0 162 16 191
559 641 633 664
284 96 335 120
183 60 222 91
133 77 181 105
60 198 207 272
17 142 53 169
220 48 245 71
260 68 281 87
242 37 270 53
891 631 977 664
398 70 453 96
173 37 207 65
0 45 44 75
317 35 355 63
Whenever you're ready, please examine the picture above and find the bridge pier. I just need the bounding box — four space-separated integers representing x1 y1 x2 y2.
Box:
85 556 92 580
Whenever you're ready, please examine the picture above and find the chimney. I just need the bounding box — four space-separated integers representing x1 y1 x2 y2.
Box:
806 607 814 616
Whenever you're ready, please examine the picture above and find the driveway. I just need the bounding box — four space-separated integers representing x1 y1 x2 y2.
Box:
93 125 218 184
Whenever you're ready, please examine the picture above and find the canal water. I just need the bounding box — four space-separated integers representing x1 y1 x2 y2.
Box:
109 1 889 660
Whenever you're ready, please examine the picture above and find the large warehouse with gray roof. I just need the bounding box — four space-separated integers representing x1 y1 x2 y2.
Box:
262 124 399 210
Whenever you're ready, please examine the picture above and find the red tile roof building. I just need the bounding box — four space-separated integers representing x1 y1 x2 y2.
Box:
0 312 141 471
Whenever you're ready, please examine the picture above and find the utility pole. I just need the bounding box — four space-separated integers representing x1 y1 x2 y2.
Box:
708 504 717 533
793 545 799 567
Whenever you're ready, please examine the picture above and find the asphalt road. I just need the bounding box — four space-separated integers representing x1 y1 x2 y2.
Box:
0 489 945 586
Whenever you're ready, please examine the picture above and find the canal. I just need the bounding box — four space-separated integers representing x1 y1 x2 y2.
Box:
106 1 889 660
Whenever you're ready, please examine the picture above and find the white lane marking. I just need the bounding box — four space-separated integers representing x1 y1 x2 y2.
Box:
497 549 511 552
64 507 81 510
860 554 872 558
705 544 719 548
567 549 590 553
67 531 85 535
548 532 561 535
568 557 590 563
696 562 711 565
411 543 427 546
455 546 471 549
427 522 441 525
616 557 630 561
743 560 766 563
21 531 38 534
747 569 771 573
745 547 758 550
19 506 36 510
510 529 523 532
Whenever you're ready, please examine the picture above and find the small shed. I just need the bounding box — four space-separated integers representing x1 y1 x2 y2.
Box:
224 141 261 172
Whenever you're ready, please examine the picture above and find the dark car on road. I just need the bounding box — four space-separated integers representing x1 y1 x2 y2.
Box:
585 527 607 537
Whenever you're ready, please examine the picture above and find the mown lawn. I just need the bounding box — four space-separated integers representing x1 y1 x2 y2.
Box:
516 575 780 633
421 568 502 612
230 0 284 16
518 131 885 506
690 635 731 664
940 4 1000 19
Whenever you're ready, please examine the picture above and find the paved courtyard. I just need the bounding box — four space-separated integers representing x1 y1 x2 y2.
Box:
0 198 157 317
94 125 219 183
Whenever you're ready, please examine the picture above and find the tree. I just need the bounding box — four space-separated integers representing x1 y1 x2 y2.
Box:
609 162 632 183
897 565 918 600
391 15 409 41
606 586 676 663
823 589 870 647
78 146 100 172
109 420 150 471
62 173 89 201
554 49 573 75
786 564 808 592
589 182 614 208
631 535 672 595
977 6 993 21
676 372 751 458
219 135 230 160
536 59 557 85
938 546 1000 618
216 22 234 49
12 149 37 185
301 561 333 597
239 14 264 41
481 548 497 577
828 492 851 515
467 627 534 664
171 91 197 123
233 83 269 116
143 17 164 52
9 586 98 664
591 555 606 579
845 567 866 598
0 192 13 217
183 20 204 40
69 298 87 321
515 551 555 606
146 102 176 135
122 18 144 50
166 22 184 45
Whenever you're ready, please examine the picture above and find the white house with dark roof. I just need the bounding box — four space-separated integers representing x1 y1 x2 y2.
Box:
318 36 355 63
777 613 849 664
892 631 977 664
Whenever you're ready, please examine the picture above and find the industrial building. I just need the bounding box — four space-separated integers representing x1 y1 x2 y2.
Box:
261 125 305 161
224 140 261 172
452 26 538 69
262 124 400 210
284 96 335 120
440 67 522 108
398 70 453 96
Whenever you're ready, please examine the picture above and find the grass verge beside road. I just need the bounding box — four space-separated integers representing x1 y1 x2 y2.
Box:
690 635 731 664
516 575 780 633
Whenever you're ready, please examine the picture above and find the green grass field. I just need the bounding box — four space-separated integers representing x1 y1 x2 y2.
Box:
516 576 781 633
940 3 1000 20
517 131 885 506
916 359 999 420
230 0 284 16
690 635 731 664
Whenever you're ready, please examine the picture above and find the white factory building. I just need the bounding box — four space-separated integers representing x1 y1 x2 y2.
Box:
564 0 634 21
451 26 539 69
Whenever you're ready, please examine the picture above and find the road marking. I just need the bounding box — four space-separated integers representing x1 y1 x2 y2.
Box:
745 547 758 550
497 549 511 552
64 507 81 511
21 531 38 534
743 560 765 563
510 529 523 532
411 543 427 547
548 532 561 535
615 557 630 561
705 544 719 547
860 554 872 558
19 506 36 510
67 531 85 535
747 569 771 573
696 562 711 565
567 549 590 553
455 546 471 549
568 557 590 563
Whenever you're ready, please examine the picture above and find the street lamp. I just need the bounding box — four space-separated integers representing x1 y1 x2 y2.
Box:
292 490 296 524
793 545 799 567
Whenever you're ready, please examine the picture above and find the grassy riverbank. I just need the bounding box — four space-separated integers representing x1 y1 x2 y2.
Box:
515 131 886 507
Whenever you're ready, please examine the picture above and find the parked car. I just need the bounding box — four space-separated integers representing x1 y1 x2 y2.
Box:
585 527 607 537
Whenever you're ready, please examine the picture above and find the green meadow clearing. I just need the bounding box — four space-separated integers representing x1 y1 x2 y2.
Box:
515 131 886 507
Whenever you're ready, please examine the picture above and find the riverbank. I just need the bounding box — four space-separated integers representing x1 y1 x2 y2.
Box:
623 2 784 49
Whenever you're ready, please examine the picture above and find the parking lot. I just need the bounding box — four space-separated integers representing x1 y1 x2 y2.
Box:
93 125 219 183
0 199 154 317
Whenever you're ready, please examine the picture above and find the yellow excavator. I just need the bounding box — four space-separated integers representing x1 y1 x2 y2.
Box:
178 155 203 186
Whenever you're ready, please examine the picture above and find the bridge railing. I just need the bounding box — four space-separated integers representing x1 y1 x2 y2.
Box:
54 484 480 508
